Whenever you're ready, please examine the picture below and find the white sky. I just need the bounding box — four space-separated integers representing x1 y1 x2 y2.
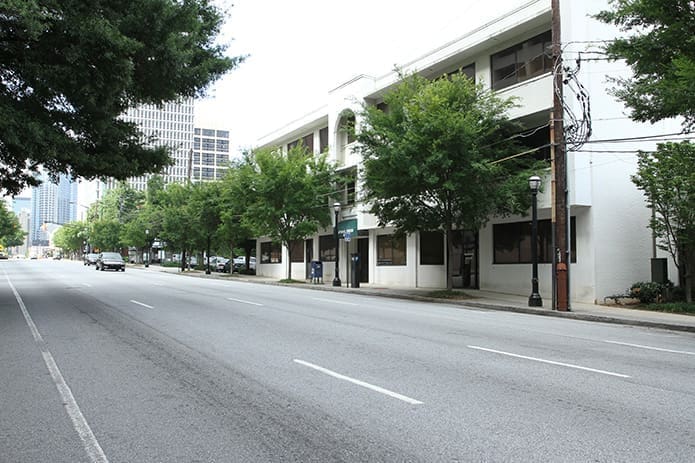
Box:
194 0 527 156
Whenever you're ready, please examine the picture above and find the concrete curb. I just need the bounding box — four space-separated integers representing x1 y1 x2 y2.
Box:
138 266 695 333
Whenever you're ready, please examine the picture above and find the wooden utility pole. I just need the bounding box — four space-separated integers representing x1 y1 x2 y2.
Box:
552 0 569 311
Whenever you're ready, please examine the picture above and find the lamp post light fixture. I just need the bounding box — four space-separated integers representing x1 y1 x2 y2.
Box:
332 202 342 287
528 175 543 307
145 229 149 268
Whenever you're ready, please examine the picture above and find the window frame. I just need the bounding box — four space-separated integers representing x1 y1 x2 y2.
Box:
377 234 407 266
420 230 444 265
493 217 576 264
318 234 335 262
260 241 282 264
491 30 552 91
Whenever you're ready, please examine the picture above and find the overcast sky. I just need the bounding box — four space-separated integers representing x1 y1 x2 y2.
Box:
194 0 526 156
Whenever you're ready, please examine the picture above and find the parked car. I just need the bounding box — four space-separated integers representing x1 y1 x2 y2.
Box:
215 257 229 272
84 253 99 266
225 256 256 273
0 251 8 259
96 252 125 272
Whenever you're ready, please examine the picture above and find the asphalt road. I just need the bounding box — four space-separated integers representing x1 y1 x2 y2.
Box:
1 259 694 462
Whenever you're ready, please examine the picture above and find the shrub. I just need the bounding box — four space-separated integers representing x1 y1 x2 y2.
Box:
629 281 665 304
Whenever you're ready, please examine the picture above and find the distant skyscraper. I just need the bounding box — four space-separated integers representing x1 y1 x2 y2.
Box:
192 127 231 181
115 99 195 190
30 173 77 246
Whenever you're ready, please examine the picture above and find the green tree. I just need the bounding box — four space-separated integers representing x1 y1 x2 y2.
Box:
159 183 198 270
236 146 339 280
53 221 89 257
90 220 123 252
0 203 25 249
632 141 695 302
357 71 543 290
190 181 223 271
596 0 695 129
0 0 243 195
98 182 145 223
219 160 259 270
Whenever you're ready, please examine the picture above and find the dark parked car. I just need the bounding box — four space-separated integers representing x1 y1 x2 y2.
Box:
84 253 98 266
96 252 125 272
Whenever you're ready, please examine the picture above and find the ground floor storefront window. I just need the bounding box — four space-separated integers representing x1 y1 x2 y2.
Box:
377 234 406 266
493 217 576 264
260 241 282 264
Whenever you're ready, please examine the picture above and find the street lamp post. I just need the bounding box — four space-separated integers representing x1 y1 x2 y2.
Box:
332 202 341 287
528 175 543 307
145 229 149 268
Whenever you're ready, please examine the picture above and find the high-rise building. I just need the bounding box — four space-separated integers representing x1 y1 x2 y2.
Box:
117 98 195 190
192 127 231 181
30 173 77 246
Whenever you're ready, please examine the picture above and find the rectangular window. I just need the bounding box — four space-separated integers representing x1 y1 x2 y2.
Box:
491 31 552 91
302 134 314 154
420 231 444 265
290 240 304 262
216 130 229 138
377 234 406 266
319 234 335 262
493 217 576 264
260 241 282 264
202 128 215 137
287 139 299 151
216 153 229 165
341 167 357 205
216 139 229 152
446 63 475 81
319 127 329 153
202 138 215 150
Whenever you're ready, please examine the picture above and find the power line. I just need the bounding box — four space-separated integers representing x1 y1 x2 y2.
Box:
580 131 694 144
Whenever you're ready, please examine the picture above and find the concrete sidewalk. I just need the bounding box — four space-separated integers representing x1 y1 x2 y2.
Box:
140 264 695 333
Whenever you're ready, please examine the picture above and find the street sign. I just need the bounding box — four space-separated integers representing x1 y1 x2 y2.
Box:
344 232 351 242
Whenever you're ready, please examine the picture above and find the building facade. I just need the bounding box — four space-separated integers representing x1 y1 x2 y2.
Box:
253 0 682 305
192 127 231 181
30 173 77 246
117 99 195 190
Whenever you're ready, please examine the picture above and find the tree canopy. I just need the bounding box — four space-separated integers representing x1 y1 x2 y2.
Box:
0 202 25 249
0 0 243 195
632 141 695 301
235 146 339 280
357 71 545 289
596 0 695 128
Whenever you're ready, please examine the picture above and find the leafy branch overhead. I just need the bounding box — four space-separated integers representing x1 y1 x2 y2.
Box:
0 0 244 195
595 0 695 129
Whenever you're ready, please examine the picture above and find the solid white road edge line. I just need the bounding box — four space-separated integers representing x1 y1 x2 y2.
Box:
311 297 359 306
226 297 263 306
467 345 631 378
4 272 109 463
293 359 423 405
605 340 695 356
130 299 153 309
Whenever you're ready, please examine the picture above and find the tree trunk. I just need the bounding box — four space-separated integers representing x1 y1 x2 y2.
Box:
685 251 694 303
180 250 186 272
446 225 454 291
286 242 292 280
